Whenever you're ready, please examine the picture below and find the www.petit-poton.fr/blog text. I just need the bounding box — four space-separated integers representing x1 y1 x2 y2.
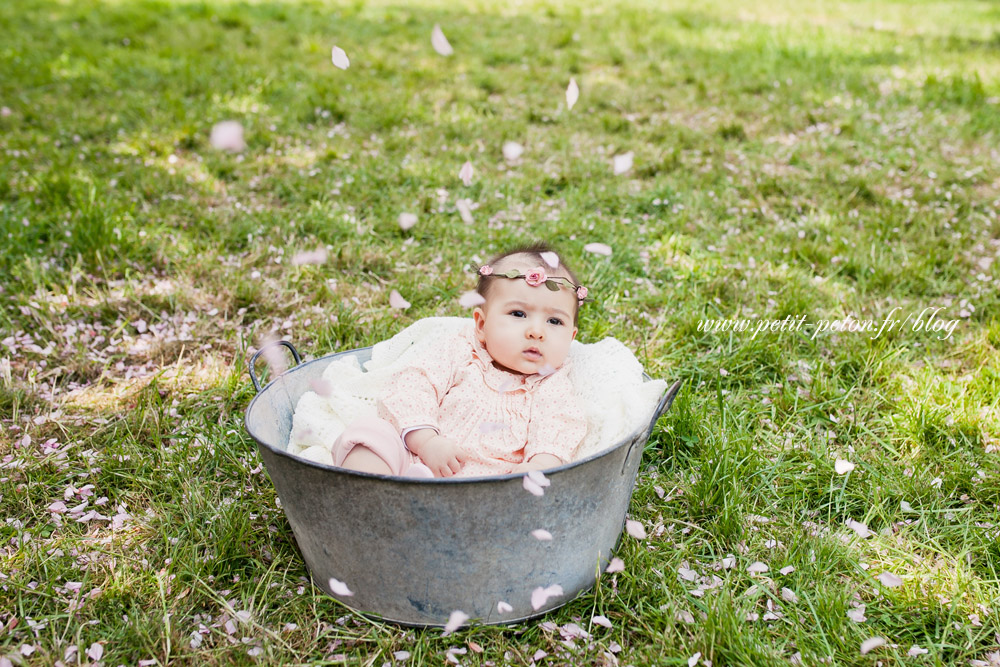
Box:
697 307 961 341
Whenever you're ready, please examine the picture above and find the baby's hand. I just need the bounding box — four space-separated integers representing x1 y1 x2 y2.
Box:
416 435 468 478
512 453 563 473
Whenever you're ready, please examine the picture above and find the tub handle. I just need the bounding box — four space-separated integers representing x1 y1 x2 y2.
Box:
621 380 683 474
248 340 303 393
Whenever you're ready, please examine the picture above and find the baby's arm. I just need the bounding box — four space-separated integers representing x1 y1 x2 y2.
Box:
512 452 562 472
405 428 468 478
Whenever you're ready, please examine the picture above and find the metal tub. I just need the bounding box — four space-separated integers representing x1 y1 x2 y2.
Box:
244 341 680 627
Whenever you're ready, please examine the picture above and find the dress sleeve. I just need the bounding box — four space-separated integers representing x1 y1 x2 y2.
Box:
524 372 587 463
377 331 465 436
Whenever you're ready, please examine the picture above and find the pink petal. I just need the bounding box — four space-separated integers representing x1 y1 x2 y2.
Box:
328 577 354 596
584 242 612 256
47 500 68 513
747 561 769 574
625 519 646 539
210 120 246 152
605 557 625 573
536 364 556 377
846 519 872 538
687 652 702 667
531 529 553 541
539 251 560 268
876 572 903 587
87 643 104 661
291 248 329 266
565 78 579 110
523 476 544 497
860 637 886 655
496 601 513 614
442 610 468 635
479 421 506 434
459 161 474 186
530 584 563 610
533 650 548 661
331 45 350 69
526 469 550 487
591 615 612 628
459 291 486 308
612 152 633 175
834 459 855 474
431 24 453 56
309 378 334 397
455 198 474 224
502 141 524 161
397 212 418 230
389 290 411 310
779 565 795 575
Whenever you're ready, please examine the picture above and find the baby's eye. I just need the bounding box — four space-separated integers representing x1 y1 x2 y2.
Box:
508 310 526 318
548 317 564 326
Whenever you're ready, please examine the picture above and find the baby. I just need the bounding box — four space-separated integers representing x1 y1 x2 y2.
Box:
332 243 588 478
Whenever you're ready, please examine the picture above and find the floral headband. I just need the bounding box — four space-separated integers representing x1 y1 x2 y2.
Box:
478 265 589 303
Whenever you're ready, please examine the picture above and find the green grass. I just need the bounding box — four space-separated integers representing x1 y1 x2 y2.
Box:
2 0 999 663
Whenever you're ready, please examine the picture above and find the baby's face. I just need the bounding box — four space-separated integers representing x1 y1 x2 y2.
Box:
473 270 578 375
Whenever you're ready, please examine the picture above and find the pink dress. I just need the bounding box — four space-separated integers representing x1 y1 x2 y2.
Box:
377 323 586 477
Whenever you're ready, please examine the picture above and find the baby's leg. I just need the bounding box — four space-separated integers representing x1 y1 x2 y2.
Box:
332 416 431 477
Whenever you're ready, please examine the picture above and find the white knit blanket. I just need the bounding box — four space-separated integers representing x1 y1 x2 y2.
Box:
288 317 667 467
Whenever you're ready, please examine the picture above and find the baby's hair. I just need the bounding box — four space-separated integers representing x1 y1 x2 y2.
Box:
476 242 583 324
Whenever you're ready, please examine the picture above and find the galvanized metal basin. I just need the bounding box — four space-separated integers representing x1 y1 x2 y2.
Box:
244 341 680 627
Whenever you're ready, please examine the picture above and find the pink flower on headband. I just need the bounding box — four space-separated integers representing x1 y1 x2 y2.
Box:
524 267 547 287
479 265 493 276
576 285 588 300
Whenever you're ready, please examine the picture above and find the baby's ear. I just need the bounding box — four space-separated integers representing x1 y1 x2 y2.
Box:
473 307 487 340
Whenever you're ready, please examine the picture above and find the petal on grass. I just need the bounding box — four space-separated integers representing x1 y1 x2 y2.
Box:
605 557 625 574
531 529 553 541
781 587 799 603
502 141 524 161
860 637 886 655
688 652 702 667
747 561 769 574
834 459 855 474
779 566 795 575
846 519 872 538
459 291 486 308
566 78 579 110
907 646 929 657
389 290 411 310
291 248 329 266
455 198 474 223
523 476 544 497
331 46 350 69
442 610 468 635
328 577 354 596
530 584 563 610
584 242 612 256
496 601 513 614
612 152 633 175
459 161 473 186
431 24 454 56
847 606 867 623
398 212 418 230
210 121 246 152
625 519 646 539
591 615 612 628
876 572 903 588
87 644 104 661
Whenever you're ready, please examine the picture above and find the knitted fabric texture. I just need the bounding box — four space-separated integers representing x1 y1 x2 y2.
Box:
288 317 667 467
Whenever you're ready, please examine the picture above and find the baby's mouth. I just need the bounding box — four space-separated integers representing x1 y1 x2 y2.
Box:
522 348 542 360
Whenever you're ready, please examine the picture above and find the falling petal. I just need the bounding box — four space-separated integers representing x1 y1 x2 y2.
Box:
331 46 350 69
834 459 855 474
291 247 329 266
443 610 468 635
747 561 769 574
0 106 11 117
530 584 564 610
459 291 486 308
389 290 411 310
459 161 474 186
539 251 560 268
846 519 872 538
536 364 556 377
523 476 544 496
584 242 612 256
907 646 928 657
779 565 795 575
860 637 886 655
592 615 612 628
456 198 474 224
431 24 454 56
612 152 633 175
398 212 418 230
566 77 580 110
781 587 799 603
531 529 553 541
625 519 646 539
328 577 354 596
876 572 903 588
497 601 513 614
605 557 625 574
259 337 288 374
688 652 702 667
502 141 524 161
309 378 334 397
527 470 551 488
210 120 246 152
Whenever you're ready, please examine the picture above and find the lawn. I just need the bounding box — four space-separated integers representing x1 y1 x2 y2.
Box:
1 0 999 664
